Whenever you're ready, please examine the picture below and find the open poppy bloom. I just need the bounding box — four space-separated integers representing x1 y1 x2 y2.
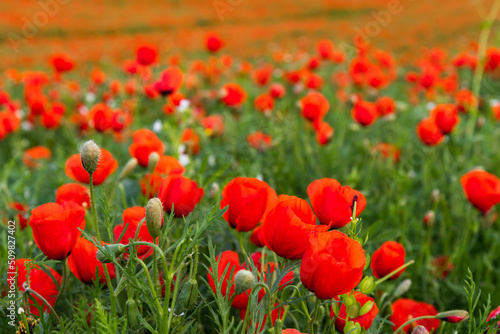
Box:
129 129 165 167
140 155 185 198
56 183 91 208
65 148 118 186
307 178 366 228
136 43 158 67
313 120 334 145
299 91 329 122
300 231 366 299
221 177 277 232
8 259 61 316
90 103 114 132
262 195 329 259
29 201 86 260
201 114 225 137
371 241 406 279
247 131 273 151
487 305 500 329
331 291 379 332
221 83 247 107
158 174 204 217
204 32 223 53
68 237 116 284
460 170 500 213
22 146 52 169
390 299 440 333
352 99 378 126
50 53 74 73
181 128 201 155
254 94 275 115
114 206 156 257
0 110 21 141
430 104 459 134
416 117 444 146
154 67 183 96
376 96 396 116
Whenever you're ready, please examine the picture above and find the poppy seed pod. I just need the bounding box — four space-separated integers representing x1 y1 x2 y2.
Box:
146 198 163 239
234 269 254 295
96 243 127 263
126 299 140 330
80 140 101 174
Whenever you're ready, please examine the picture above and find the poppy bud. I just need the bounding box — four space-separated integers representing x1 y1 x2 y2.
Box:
96 243 127 263
343 321 361 334
146 198 163 239
412 326 429 334
148 152 160 171
126 299 140 330
317 305 325 322
423 211 435 227
358 276 376 294
177 278 198 312
436 310 469 323
80 140 100 175
118 158 138 180
394 279 412 297
431 189 440 204
234 269 254 295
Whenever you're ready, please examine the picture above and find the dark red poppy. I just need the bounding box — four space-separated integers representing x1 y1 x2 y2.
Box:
307 178 366 228
65 148 118 186
460 170 500 213
204 32 223 53
430 104 459 135
221 177 277 232
67 237 116 284
416 117 444 146
158 174 204 217
8 259 61 316
390 299 440 333
262 195 328 259
136 44 158 67
154 68 183 96
56 183 91 208
129 129 165 167
300 231 366 299
221 83 247 107
300 91 329 122
29 201 86 260
371 241 406 279
22 146 51 169
331 291 379 332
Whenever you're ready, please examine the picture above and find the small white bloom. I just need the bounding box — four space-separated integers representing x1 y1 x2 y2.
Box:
18 307 24 314
208 155 216 166
85 92 96 103
21 121 33 131
256 173 263 181
177 99 190 113
179 154 190 166
489 99 500 107
152 120 162 133
426 102 436 110
177 144 186 154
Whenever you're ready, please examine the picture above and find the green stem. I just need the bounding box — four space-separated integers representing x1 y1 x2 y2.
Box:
309 298 321 334
375 260 415 285
89 173 101 242
394 315 437 334
23 283 63 330
137 258 163 320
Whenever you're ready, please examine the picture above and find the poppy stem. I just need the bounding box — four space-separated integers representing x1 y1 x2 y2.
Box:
309 298 321 334
89 173 101 242
22 283 63 330
393 315 437 334
54 259 68 308
375 260 415 285
237 231 248 258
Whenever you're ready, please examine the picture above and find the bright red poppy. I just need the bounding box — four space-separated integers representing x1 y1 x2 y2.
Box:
22 146 52 169
158 174 204 217
390 299 440 333
371 241 406 279
114 206 155 257
68 237 116 284
430 104 459 134
221 83 247 107
416 117 444 146
129 129 165 167
154 68 183 96
204 32 223 53
352 100 378 126
460 170 500 213
65 148 118 186
181 128 201 155
56 183 91 208
299 91 329 122
136 44 158 67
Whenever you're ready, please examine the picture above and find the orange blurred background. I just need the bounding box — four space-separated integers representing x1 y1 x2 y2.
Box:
0 0 491 69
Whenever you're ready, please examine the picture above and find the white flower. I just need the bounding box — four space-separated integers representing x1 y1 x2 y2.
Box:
18 307 24 314
179 154 190 166
208 155 216 166
152 120 162 133
426 102 436 110
256 173 263 181
85 92 96 103
177 99 190 113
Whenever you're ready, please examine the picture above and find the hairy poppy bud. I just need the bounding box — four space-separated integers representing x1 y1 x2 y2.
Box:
80 140 100 175
359 276 376 294
411 325 429 334
423 211 435 227
394 279 412 297
119 158 138 180
436 310 469 323
431 189 440 204
96 243 127 263
146 198 163 239
126 299 140 330
177 279 198 312
234 269 254 295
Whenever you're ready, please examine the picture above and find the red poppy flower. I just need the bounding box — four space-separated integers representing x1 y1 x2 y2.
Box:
416 117 444 146
430 104 460 135
282 330 305 334
68 237 116 284
0 110 21 141
455 89 477 113
65 148 118 186
247 132 273 151
29 201 86 260
201 114 225 137
307 178 366 228
207 250 239 299
305 72 323 89
254 94 275 115
154 68 183 96
50 53 74 73
460 170 500 213
252 65 273 86
313 120 334 145
371 241 406 279
204 32 223 53
331 291 379 332
487 305 500 328
8 259 61 316
390 299 440 333
352 100 378 126
114 206 155 257
136 44 158 67
317 39 334 59
181 128 201 155
56 183 91 208
300 231 366 299
89 103 113 132
250 225 265 247
300 91 329 122
221 177 277 232
140 156 185 198
158 174 204 217
221 83 247 107
22 146 52 169
6 202 29 230
376 96 396 116
240 303 284 333
262 195 328 259
129 129 165 167
269 83 286 99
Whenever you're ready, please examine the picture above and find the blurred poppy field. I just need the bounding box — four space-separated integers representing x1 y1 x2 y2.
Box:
2 0 500 333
